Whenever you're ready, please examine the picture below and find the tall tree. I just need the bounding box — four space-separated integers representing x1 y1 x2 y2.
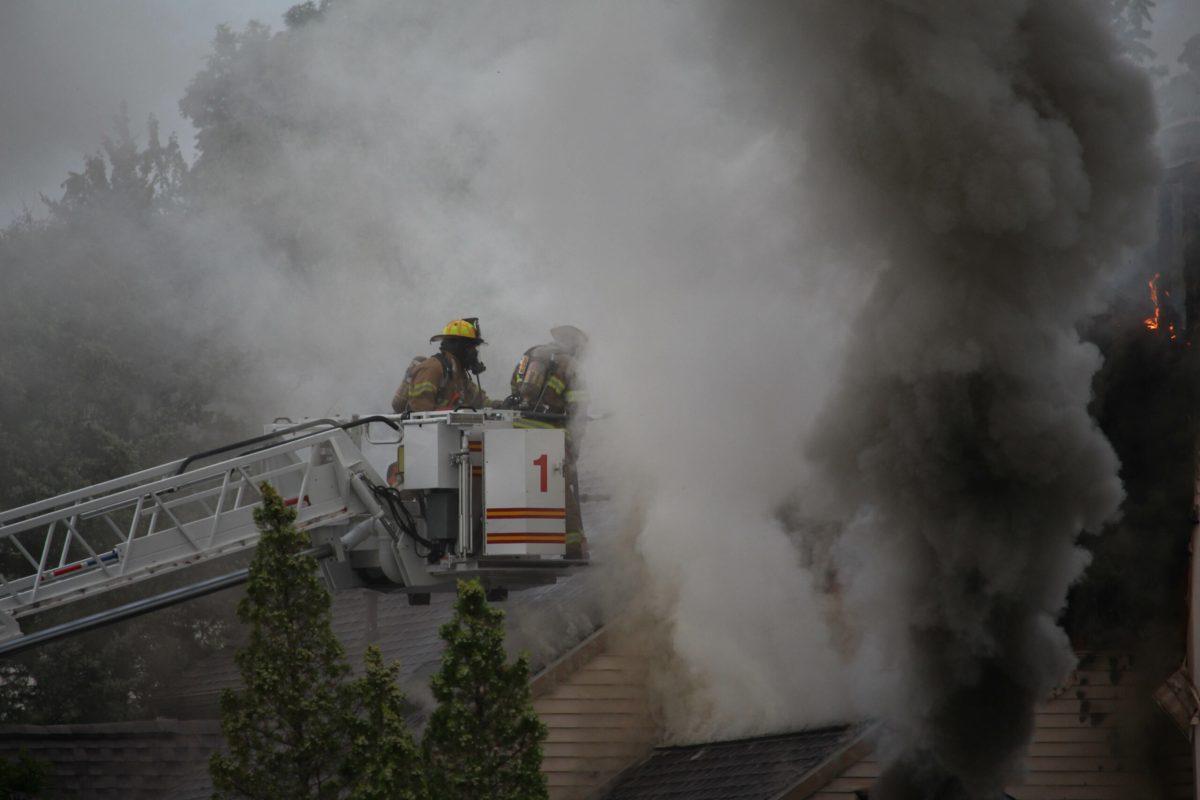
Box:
1102 0 1165 75
0 109 240 725
42 105 189 220
285 0 334 29
344 646 427 800
0 664 34 724
210 483 352 800
422 580 548 800
1159 33 1200 124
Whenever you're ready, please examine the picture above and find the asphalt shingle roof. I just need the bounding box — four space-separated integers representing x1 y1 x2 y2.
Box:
0 720 222 800
601 725 858 800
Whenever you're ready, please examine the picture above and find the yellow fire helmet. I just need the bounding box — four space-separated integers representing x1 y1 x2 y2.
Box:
430 318 486 344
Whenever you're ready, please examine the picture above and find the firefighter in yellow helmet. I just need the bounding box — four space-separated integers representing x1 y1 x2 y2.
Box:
391 318 489 413
503 325 590 558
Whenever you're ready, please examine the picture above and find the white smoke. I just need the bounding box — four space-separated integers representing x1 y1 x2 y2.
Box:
162 0 860 738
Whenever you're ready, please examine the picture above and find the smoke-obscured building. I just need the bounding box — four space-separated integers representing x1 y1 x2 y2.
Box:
1160 117 1200 337
3 77 1200 800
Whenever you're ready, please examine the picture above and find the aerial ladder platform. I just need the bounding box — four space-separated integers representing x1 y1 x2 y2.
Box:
0 410 580 656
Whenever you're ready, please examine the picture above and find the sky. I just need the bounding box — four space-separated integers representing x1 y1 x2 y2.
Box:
0 0 1196 225
0 0 293 221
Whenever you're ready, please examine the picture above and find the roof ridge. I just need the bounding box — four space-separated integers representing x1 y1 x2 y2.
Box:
652 722 864 752
529 622 607 698
0 718 222 735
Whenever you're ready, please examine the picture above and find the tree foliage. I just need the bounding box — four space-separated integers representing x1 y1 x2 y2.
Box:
209 506 550 800
1160 33 1200 124
344 646 426 800
0 108 243 724
43 105 189 220
1101 0 1163 72
285 0 334 29
208 484 444 800
423 579 548 800
0 109 231 519
10 603 229 725
180 22 280 187
0 664 35 725
210 483 353 800
0 750 46 800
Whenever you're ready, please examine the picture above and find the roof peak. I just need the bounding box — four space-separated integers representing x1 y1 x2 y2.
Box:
653 722 862 752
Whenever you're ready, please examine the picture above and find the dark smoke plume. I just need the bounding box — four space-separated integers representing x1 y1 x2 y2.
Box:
0 0 1167 762
723 1 1160 796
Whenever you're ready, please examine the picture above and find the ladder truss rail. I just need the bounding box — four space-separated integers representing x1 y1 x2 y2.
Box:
2 503 354 625
0 416 395 530
0 428 344 539
0 412 584 650
173 414 398 475
0 428 368 622
0 543 336 659
0 459 187 528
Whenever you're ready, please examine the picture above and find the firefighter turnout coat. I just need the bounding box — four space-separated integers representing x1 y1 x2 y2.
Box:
510 343 588 555
392 351 488 413
510 344 588 424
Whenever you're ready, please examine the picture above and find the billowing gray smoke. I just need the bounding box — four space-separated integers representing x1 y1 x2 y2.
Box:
725 0 1159 795
0 0 1163 785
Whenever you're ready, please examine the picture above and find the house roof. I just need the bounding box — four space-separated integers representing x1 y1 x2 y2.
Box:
0 719 222 800
599 725 864 800
163 568 608 717
795 654 1195 800
162 588 455 718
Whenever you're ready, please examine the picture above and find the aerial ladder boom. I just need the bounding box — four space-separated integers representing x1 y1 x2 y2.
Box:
0 410 577 656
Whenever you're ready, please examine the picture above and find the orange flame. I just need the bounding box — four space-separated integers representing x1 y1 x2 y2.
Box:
1142 273 1180 341
1144 273 1162 332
